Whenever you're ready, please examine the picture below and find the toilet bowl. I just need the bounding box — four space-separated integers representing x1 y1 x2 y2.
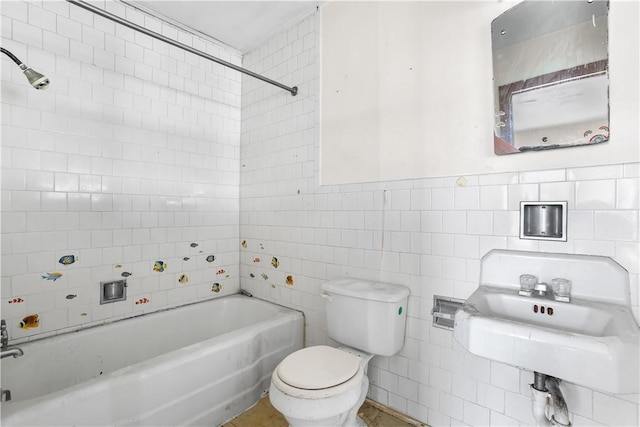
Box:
269 346 373 427
268 279 410 427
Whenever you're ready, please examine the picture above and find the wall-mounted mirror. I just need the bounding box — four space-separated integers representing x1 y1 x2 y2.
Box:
492 1 609 155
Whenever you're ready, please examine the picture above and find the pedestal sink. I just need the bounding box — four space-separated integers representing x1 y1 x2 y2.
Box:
454 250 640 394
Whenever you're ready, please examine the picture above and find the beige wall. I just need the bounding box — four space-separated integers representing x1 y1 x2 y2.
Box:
320 1 639 185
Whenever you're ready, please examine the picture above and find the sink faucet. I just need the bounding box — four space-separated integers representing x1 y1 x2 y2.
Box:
534 283 548 297
519 275 571 303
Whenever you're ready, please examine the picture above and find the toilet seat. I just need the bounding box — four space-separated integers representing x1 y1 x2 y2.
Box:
277 346 360 390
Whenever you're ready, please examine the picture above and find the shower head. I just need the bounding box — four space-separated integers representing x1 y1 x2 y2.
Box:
1 47 50 90
21 66 50 90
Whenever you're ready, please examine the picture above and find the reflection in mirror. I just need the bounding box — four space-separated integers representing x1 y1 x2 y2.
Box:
492 1 609 155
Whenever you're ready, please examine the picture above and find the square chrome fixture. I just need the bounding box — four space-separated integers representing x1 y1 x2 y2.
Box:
520 201 568 241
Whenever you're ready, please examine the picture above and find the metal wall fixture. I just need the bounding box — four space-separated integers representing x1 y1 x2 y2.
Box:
100 279 127 304
520 201 568 241
431 295 464 330
65 0 297 96
0 47 50 89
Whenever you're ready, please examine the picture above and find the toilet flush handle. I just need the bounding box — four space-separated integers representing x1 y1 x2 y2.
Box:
321 292 333 302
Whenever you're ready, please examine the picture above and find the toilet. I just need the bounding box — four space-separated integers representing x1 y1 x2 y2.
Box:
269 278 410 427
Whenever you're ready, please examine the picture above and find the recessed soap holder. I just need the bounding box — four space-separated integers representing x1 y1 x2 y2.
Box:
520 201 567 241
100 279 127 304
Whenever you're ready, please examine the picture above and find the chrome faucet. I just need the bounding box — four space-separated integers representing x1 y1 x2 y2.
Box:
1 319 8 349
519 275 572 303
1 348 24 359
534 282 548 297
0 319 24 358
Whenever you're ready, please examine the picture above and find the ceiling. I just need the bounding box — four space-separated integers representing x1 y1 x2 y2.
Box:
126 1 320 53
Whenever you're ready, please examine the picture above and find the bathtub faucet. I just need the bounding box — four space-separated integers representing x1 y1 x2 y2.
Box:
0 319 24 359
1 319 8 349
1 389 11 402
1 347 24 359
239 289 253 297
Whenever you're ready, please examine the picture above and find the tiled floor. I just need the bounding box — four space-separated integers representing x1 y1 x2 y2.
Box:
222 395 426 427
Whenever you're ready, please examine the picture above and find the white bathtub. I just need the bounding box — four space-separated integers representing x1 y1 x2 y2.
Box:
1 295 303 426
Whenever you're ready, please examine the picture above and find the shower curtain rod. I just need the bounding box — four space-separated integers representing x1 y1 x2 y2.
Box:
66 0 298 96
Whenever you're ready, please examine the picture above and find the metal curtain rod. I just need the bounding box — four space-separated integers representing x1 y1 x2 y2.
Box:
66 0 298 96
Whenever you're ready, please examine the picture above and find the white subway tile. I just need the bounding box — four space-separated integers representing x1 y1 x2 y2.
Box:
454 186 480 210
3 169 27 190
519 168 565 183
439 392 463 420
617 178 639 209
411 188 431 210
594 210 638 241
492 210 518 237
593 392 639 426
54 173 78 192
432 187 454 210
476 382 505 412
576 180 616 209
452 373 476 402
540 181 575 208
574 240 615 257
466 211 493 236
479 172 518 186
463 400 490 426
421 211 442 233
568 164 624 181
13 20 43 48
624 163 640 178
490 411 521 426
616 241 640 275
480 185 508 210
41 192 67 211
432 234 454 256
57 15 82 40
443 256 466 281
490 362 520 392
2 1 28 21
442 211 466 234
507 184 539 210
454 234 479 259
504 391 537 425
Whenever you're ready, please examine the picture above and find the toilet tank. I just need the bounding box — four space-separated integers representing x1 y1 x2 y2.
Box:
321 279 410 356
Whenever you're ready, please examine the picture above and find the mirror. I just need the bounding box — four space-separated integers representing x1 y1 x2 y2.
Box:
492 1 609 155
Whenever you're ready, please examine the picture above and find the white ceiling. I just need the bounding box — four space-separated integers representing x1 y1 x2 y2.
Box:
127 1 320 53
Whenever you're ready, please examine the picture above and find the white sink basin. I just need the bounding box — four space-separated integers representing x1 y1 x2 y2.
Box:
454 250 640 394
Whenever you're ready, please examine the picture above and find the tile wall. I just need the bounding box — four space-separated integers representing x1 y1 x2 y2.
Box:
1 1 638 425
1 0 241 342
240 11 640 427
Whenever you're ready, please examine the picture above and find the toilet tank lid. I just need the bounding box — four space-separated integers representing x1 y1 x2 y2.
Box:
322 279 410 302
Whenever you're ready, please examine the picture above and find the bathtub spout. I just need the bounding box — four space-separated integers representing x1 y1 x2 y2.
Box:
1 389 11 402
239 289 253 297
1 347 24 359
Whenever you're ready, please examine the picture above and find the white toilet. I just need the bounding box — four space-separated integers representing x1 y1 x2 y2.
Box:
269 278 410 426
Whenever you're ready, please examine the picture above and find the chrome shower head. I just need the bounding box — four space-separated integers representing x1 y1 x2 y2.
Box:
1 47 50 90
21 65 50 90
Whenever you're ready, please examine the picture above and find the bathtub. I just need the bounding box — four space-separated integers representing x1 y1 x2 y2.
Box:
1 295 303 426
